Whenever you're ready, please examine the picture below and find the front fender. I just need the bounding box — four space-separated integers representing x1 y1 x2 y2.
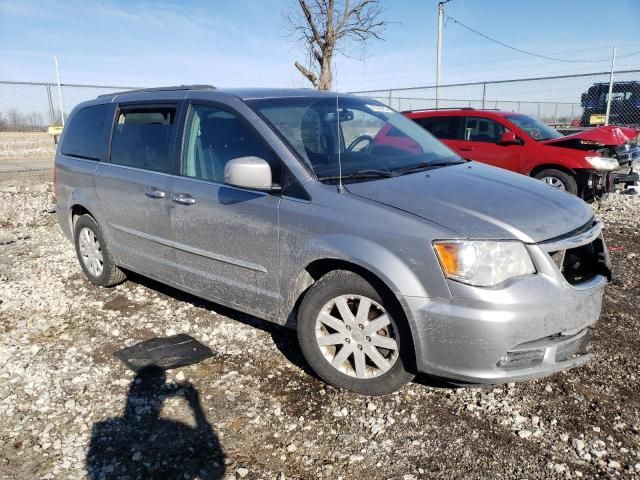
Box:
522 147 591 175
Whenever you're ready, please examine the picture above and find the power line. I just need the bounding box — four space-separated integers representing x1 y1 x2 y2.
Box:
445 15 640 63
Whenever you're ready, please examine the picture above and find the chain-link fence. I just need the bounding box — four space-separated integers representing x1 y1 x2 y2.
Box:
2 70 640 133
351 69 640 129
0 81 136 132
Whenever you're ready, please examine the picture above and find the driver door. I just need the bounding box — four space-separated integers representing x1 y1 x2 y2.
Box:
460 116 521 172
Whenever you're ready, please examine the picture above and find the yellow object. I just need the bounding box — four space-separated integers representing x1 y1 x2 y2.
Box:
48 125 64 135
589 114 606 125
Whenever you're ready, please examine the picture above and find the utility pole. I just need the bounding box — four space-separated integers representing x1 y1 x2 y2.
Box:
435 0 451 110
54 56 65 126
604 45 616 126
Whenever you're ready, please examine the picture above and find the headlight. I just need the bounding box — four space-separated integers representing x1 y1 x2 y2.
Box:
433 240 535 287
585 156 619 171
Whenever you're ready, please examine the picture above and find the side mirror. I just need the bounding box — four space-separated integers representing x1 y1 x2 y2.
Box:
224 156 273 191
499 131 519 145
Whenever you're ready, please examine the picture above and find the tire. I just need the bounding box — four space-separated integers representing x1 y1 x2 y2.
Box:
297 270 414 395
73 214 126 287
533 168 578 195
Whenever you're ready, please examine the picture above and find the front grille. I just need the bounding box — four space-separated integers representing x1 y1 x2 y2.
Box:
547 237 610 285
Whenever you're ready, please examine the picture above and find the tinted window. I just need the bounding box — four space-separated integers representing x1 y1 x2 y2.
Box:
182 104 279 184
110 106 177 173
414 116 463 140
60 104 113 161
464 116 507 143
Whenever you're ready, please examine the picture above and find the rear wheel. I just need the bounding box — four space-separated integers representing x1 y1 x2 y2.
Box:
297 270 414 395
533 168 578 195
74 214 126 287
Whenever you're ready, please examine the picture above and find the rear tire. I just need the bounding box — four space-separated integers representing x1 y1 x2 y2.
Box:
297 270 414 395
74 214 126 287
533 168 578 195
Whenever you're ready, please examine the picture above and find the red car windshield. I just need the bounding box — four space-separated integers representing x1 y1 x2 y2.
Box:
505 114 563 141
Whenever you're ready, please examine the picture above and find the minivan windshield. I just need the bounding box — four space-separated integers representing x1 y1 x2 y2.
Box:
505 114 563 141
247 96 462 182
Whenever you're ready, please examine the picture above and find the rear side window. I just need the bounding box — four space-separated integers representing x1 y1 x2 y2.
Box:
60 104 113 161
413 116 463 140
110 106 177 174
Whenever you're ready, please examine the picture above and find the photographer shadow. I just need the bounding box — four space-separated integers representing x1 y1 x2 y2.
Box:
87 366 225 479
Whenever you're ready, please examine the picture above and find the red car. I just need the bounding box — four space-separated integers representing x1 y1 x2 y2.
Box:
401 109 639 199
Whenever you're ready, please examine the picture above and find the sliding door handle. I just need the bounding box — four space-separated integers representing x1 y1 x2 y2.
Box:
144 187 166 199
172 193 196 205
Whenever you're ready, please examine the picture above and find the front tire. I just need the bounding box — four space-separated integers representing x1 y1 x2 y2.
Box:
533 168 578 195
74 214 126 287
297 270 414 395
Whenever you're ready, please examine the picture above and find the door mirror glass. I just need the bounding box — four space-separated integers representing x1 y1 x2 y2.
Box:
499 131 518 145
224 156 273 191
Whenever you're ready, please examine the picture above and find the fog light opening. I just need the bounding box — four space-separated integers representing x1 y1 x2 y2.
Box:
497 349 545 369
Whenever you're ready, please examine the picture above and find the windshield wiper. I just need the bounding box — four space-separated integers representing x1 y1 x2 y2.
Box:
318 169 397 181
393 160 464 176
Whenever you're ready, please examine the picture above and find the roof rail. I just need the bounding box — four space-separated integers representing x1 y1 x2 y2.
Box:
98 84 216 98
401 107 501 113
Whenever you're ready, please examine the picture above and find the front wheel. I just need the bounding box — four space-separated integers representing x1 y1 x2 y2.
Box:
533 168 578 195
297 270 414 395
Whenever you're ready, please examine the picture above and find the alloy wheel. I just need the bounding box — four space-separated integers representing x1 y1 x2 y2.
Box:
314 294 399 379
541 176 566 191
78 227 104 277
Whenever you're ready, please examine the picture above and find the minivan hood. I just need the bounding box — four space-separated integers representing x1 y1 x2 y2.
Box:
345 162 593 243
541 125 639 149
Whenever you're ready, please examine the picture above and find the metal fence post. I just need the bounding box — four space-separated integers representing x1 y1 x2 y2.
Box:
605 46 616 126
481 82 486 109
46 84 55 125
554 103 558 123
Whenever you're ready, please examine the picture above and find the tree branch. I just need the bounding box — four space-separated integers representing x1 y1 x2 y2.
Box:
294 61 318 87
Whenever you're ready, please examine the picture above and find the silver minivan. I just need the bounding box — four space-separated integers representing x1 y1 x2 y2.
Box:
55 86 611 395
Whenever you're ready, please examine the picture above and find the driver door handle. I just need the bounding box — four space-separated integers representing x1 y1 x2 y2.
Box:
172 193 196 205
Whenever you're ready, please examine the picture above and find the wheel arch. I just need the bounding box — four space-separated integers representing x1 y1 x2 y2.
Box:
286 257 421 373
528 163 576 178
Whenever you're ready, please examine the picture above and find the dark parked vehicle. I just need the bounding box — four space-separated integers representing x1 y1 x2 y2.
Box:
581 81 640 127
55 86 610 395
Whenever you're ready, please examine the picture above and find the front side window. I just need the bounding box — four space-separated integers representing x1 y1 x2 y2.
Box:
110 106 177 173
414 116 464 140
505 114 563 141
463 116 507 143
247 96 461 182
182 104 278 184
60 104 114 161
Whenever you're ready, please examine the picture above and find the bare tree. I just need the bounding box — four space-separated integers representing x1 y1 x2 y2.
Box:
285 0 388 90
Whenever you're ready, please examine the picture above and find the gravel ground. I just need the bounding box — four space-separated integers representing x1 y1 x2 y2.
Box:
1 171 639 479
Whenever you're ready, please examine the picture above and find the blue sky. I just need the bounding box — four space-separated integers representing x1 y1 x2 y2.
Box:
1 0 639 91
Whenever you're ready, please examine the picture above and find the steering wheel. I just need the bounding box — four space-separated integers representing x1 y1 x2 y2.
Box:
347 135 374 152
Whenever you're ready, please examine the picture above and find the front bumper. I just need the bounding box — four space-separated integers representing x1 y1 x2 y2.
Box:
405 222 609 384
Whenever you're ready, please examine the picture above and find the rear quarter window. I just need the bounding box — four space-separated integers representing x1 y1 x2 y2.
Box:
60 104 114 161
413 116 463 140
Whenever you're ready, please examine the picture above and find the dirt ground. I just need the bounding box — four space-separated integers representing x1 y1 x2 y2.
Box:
0 170 639 479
